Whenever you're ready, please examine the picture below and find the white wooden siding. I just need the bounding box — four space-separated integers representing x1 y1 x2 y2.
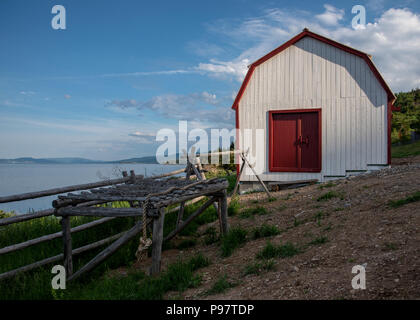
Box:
238 36 388 182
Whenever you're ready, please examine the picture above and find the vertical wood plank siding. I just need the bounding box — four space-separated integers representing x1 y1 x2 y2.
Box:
238 37 388 182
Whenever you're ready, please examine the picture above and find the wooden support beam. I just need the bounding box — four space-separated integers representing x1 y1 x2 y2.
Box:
61 216 73 277
150 208 165 275
241 153 272 199
56 207 149 218
67 220 145 281
164 196 216 242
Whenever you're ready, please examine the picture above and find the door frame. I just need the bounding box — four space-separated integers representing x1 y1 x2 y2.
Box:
268 108 322 172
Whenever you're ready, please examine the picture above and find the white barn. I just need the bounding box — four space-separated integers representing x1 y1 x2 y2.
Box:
232 29 396 187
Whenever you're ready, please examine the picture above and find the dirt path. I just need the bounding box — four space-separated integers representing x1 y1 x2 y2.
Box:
135 156 420 300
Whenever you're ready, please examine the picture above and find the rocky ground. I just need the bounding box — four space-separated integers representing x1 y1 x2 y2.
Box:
134 156 420 300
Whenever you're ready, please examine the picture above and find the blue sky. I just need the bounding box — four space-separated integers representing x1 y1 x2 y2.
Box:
1 0 419 160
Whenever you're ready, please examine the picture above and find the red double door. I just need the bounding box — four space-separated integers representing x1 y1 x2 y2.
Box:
269 109 321 172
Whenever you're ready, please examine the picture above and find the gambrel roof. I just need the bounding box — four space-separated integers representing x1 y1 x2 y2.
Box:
231 28 396 110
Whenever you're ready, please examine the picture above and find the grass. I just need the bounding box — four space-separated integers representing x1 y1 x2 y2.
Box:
309 236 329 246
176 239 197 250
317 191 342 202
220 227 248 257
318 182 335 190
228 197 240 216
388 191 420 208
252 224 281 239
239 206 268 218
62 253 210 300
243 259 275 276
204 275 236 296
203 227 219 245
391 140 420 158
256 241 300 260
383 242 398 251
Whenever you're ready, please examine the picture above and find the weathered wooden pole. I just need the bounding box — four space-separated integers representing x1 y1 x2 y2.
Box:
150 207 165 275
241 152 272 199
61 215 73 277
219 189 229 235
232 158 246 197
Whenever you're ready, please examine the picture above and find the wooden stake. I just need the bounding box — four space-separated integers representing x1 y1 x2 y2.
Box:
150 208 165 275
61 216 73 277
219 189 229 235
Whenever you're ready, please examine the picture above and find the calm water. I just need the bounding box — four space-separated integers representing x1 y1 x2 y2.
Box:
0 163 184 214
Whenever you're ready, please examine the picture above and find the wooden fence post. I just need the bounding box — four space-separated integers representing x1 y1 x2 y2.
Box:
61 215 73 277
150 208 165 275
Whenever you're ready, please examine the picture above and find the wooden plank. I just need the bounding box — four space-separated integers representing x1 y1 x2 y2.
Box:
0 232 124 281
67 220 145 281
150 208 165 275
0 217 114 255
232 159 245 196
164 196 216 242
61 216 73 277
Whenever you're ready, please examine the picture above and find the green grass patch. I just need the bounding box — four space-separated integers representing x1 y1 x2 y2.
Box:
228 197 240 217
318 182 335 190
256 241 300 259
252 224 281 239
243 259 275 276
388 191 420 208
383 242 398 251
220 227 248 257
317 191 342 202
203 227 219 245
204 275 236 296
309 236 329 246
392 140 420 158
239 206 268 218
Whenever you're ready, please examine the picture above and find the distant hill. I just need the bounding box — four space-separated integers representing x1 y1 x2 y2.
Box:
0 156 158 164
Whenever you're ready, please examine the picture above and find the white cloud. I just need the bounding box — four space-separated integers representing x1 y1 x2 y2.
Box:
315 4 345 26
195 59 249 81
19 91 35 95
197 6 420 92
107 91 234 128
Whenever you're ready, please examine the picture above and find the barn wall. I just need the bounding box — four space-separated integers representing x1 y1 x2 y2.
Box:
238 36 388 182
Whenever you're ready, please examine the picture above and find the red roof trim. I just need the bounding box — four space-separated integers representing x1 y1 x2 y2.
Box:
231 29 396 110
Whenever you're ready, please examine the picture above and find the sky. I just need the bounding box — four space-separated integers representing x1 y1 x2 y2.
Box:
0 0 419 160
